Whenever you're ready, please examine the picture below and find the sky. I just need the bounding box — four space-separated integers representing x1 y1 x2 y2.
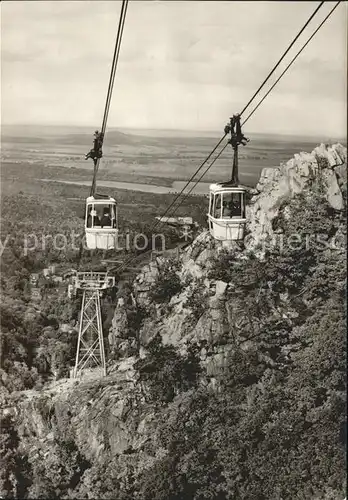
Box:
1 1 347 137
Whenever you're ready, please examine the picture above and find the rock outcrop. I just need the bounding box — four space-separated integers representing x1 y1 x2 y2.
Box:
107 142 346 371
109 144 347 346
2 142 346 499
245 143 346 251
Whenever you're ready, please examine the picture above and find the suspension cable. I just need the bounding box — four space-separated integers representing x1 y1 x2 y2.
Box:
101 0 128 135
146 1 326 211
171 0 338 208
113 142 229 276
150 133 228 233
110 134 227 274
90 0 128 196
239 1 324 116
170 143 229 218
110 0 339 277
242 1 342 126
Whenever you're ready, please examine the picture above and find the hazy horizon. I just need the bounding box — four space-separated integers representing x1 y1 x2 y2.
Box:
2 123 346 142
1 1 346 137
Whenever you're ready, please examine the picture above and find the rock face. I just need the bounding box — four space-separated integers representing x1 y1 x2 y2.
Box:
245 143 346 251
109 298 130 345
133 261 160 306
8 360 158 489
4 142 346 497
106 142 347 370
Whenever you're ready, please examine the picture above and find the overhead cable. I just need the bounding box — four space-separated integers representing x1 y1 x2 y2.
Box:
239 1 325 116
242 1 342 125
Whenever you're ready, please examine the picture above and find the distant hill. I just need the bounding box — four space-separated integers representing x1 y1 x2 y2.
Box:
1 124 215 147
2 124 345 145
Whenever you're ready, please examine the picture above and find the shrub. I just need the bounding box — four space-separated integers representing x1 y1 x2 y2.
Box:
273 191 340 239
149 258 183 303
315 152 330 170
207 249 237 282
135 333 201 404
127 304 148 336
0 413 32 499
184 279 209 321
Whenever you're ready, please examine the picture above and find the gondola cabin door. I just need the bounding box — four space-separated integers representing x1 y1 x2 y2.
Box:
85 197 118 250
208 184 246 241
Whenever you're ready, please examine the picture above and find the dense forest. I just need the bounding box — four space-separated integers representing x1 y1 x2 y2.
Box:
0 156 346 499
0 184 204 395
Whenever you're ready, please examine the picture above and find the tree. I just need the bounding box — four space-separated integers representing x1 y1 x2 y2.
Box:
135 334 201 404
149 258 183 304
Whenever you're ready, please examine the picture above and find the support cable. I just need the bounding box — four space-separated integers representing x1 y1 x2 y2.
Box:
170 143 229 218
145 0 327 220
150 133 228 234
164 0 339 213
113 142 229 276
90 0 129 196
108 0 338 277
239 1 325 116
242 1 342 125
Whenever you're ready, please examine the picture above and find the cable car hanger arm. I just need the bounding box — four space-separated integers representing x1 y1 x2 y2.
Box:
152 0 327 223
85 0 129 197
106 0 337 275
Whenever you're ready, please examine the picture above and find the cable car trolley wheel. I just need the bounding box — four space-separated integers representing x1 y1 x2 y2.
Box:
85 196 118 250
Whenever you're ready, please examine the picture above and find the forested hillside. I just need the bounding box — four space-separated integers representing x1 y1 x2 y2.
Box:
0 143 346 499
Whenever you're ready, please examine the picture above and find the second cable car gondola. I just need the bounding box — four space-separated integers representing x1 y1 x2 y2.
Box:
207 114 249 242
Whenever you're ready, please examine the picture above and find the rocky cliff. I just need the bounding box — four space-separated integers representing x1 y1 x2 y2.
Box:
245 142 346 251
1 143 346 500
109 142 346 356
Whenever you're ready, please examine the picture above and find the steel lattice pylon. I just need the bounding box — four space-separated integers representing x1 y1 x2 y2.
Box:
72 272 115 378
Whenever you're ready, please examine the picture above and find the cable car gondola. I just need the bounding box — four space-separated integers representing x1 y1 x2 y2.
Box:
83 0 128 250
85 195 118 250
84 129 119 250
207 114 248 242
208 183 246 241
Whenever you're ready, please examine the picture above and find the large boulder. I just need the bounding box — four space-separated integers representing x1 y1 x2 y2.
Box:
245 143 346 251
133 260 160 306
109 143 346 368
